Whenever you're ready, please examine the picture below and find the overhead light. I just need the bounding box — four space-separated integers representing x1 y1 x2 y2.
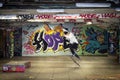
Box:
80 9 95 11
27 19 56 22
76 3 111 7
0 15 18 19
27 19 44 22
0 3 3 7
36 9 64 13
84 19 93 25
86 21 92 25
115 8 120 11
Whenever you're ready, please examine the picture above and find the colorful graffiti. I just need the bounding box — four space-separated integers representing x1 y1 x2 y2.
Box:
22 23 74 56
72 24 108 55
33 31 63 52
22 23 112 56
85 27 108 54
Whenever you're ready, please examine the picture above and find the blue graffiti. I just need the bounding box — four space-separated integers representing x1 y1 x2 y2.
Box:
85 27 97 40
85 27 108 54
85 40 100 54
85 27 100 53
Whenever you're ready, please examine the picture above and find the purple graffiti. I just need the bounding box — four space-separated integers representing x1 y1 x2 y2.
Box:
51 32 63 51
44 35 54 47
44 32 63 51
33 31 63 52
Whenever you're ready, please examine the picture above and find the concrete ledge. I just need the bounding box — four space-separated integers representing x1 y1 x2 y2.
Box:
2 61 31 72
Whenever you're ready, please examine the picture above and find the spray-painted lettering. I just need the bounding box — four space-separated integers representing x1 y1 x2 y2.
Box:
33 31 63 52
50 32 63 50
33 31 48 52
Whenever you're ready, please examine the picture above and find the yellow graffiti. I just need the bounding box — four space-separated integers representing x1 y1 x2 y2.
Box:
44 23 54 35
54 25 64 36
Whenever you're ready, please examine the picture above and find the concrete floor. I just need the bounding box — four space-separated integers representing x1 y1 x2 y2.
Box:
0 56 120 80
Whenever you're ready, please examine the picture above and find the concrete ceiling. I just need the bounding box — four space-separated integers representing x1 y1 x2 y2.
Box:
0 0 119 27
0 0 120 9
0 8 117 15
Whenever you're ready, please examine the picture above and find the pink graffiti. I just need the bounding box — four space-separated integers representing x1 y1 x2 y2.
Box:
23 43 34 54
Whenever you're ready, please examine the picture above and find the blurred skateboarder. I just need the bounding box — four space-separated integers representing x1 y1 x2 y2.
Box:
63 28 80 60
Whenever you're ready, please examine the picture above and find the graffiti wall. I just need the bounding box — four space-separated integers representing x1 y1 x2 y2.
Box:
22 23 74 56
107 24 119 55
22 22 109 56
73 24 108 55
14 28 22 56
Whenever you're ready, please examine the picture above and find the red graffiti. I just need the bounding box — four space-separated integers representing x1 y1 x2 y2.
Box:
35 14 53 19
34 13 119 20
79 13 118 19
101 13 117 18
80 14 99 19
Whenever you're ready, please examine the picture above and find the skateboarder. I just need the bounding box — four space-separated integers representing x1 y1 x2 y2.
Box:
63 28 80 60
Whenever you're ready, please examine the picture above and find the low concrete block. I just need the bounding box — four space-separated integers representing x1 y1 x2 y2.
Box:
2 61 31 72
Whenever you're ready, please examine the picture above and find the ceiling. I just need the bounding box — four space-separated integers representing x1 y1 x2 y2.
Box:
0 0 119 26
0 0 120 9
0 8 117 15
0 0 119 15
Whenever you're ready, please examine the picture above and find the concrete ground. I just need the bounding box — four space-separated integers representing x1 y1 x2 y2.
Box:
0 56 120 80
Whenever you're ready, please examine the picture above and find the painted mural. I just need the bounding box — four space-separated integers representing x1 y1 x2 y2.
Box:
22 23 109 56
72 24 108 55
22 23 74 56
